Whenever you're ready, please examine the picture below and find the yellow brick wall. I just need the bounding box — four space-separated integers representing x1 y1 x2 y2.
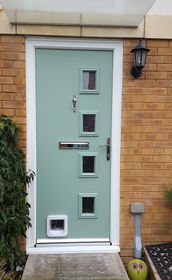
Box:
0 35 26 153
0 35 172 257
121 39 172 265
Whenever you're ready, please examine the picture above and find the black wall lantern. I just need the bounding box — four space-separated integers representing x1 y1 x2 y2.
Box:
130 40 150 79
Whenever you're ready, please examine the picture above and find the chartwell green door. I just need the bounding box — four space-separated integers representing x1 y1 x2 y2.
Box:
36 48 113 244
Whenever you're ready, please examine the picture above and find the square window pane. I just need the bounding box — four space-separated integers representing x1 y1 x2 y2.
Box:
83 71 96 90
83 114 95 132
83 156 95 173
82 197 94 213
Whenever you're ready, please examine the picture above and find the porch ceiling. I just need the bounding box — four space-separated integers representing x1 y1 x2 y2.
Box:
0 0 156 27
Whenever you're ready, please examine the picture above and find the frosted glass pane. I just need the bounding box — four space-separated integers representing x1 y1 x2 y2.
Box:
83 156 95 173
83 114 95 132
83 71 96 90
0 0 156 14
82 197 94 213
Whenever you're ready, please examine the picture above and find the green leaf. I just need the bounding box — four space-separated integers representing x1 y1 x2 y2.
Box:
10 236 16 248
8 254 14 270
0 211 7 225
0 121 4 130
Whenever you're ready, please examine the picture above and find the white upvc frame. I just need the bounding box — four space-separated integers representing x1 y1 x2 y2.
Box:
26 37 123 254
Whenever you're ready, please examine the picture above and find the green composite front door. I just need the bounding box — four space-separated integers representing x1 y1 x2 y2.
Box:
36 48 113 244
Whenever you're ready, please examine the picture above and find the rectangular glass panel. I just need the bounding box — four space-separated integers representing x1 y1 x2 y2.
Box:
2 0 156 27
135 50 142 66
83 156 95 173
82 197 94 213
83 114 95 132
83 71 96 90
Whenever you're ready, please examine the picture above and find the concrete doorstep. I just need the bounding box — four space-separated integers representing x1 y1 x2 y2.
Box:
22 253 129 280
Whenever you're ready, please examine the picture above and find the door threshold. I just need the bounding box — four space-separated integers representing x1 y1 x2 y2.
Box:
36 242 111 247
26 245 120 255
36 238 110 244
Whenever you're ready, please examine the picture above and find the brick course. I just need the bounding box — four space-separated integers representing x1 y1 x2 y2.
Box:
0 35 172 261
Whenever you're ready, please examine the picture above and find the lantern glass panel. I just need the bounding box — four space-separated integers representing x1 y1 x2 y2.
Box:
133 53 136 67
135 50 142 67
140 50 147 67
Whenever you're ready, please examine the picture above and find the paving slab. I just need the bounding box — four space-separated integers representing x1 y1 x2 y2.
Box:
22 253 129 280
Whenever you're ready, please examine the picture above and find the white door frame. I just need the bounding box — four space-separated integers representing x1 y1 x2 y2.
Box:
26 37 123 254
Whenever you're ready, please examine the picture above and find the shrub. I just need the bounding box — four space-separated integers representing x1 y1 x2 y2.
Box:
0 258 14 280
0 115 34 270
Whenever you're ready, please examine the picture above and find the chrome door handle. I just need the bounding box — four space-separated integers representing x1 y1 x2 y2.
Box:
99 137 110 160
